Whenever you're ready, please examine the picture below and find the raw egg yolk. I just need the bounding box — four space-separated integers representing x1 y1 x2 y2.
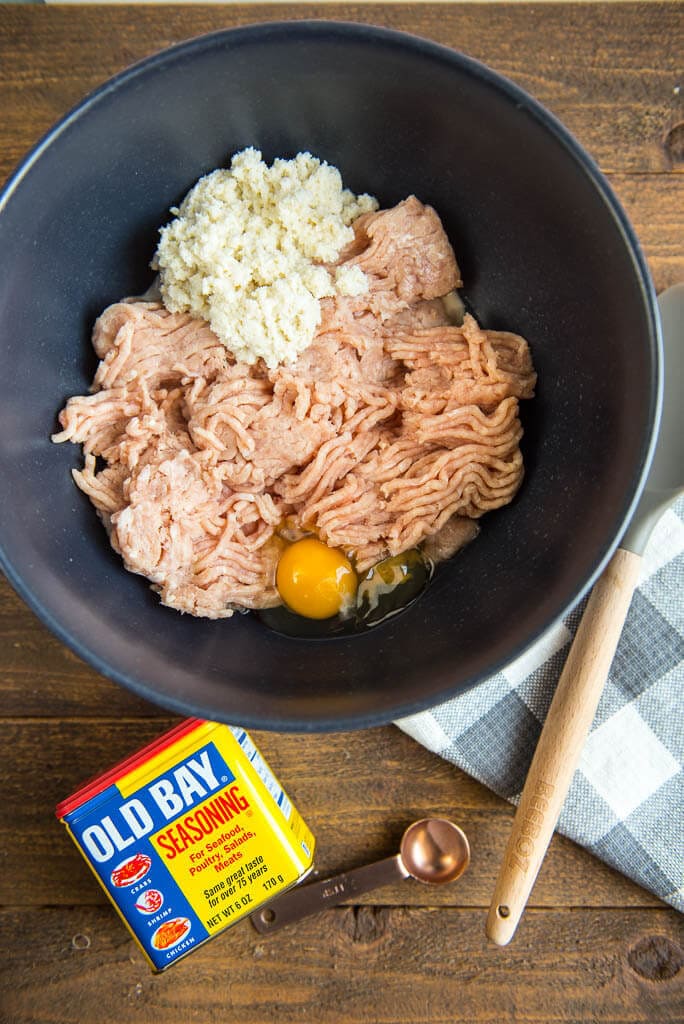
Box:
276 538 357 620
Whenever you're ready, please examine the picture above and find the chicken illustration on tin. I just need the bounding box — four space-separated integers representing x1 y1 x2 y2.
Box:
151 917 192 951
110 852 152 888
134 888 164 915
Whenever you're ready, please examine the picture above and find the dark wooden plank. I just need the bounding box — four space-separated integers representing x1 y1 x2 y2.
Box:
609 172 684 293
0 906 681 1024
0 720 663 908
0 4 681 181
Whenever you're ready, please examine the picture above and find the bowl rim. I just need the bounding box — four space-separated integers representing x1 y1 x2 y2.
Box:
0 19 662 731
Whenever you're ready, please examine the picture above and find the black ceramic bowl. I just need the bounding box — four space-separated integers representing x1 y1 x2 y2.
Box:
0 22 660 730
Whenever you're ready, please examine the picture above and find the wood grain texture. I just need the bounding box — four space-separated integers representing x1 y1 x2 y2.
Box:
0 5 683 1022
0 720 666 909
0 907 681 1024
0 4 682 178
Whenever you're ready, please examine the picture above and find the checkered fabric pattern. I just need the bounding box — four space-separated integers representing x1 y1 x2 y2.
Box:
397 497 684 911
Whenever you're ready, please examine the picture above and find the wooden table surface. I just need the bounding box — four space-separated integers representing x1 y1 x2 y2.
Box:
1 4 682 1022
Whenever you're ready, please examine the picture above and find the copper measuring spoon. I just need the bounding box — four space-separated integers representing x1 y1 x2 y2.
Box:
250 817 470 934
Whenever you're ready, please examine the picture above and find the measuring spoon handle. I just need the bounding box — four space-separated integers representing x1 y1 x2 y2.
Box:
250 854 408 934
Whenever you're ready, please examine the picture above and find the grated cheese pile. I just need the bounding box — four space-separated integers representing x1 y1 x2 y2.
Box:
153 148 378 369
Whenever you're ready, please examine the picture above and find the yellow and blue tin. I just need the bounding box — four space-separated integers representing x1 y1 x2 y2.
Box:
56 719 315 970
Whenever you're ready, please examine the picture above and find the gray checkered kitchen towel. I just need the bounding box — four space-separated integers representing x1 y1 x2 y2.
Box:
397 496 684 911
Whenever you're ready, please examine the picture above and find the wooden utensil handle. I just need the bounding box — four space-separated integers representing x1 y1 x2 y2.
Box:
486 547 643 946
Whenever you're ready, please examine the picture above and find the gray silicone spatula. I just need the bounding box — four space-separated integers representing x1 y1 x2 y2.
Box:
487 283 684 946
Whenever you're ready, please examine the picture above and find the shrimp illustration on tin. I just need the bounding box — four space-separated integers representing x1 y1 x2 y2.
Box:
134 888 164 915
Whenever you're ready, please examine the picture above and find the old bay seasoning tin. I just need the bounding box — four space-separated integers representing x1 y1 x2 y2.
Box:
56 719 315 970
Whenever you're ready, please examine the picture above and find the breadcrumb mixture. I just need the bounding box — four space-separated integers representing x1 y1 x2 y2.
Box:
153 149 378 369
